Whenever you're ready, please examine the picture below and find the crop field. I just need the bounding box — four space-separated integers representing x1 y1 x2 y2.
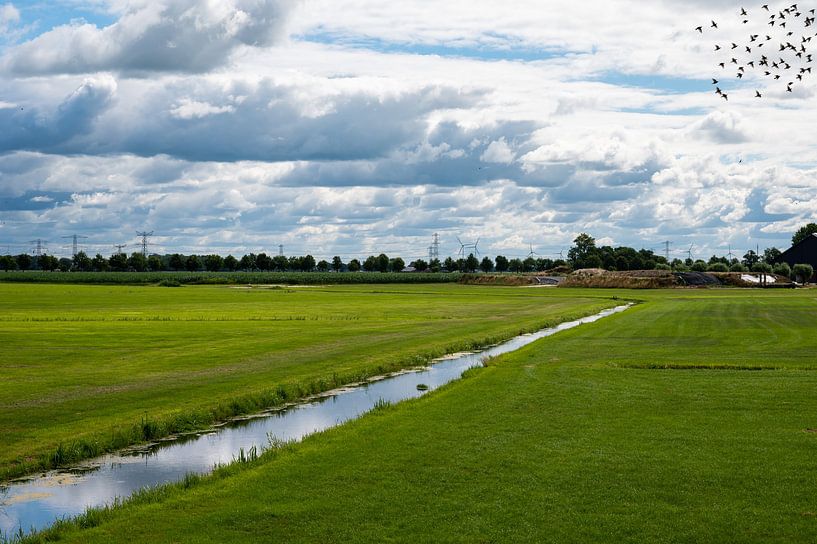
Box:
16 287 817 543
0 271 460 285
0 283 614 481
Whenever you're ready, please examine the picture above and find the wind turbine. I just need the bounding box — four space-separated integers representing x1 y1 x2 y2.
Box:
527 244 538 259
457 236 480 258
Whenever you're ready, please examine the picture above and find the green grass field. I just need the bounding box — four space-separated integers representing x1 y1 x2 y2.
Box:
21 287 817 543
0 283 614 480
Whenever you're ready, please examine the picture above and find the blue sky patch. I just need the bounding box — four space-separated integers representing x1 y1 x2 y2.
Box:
299 31 568 62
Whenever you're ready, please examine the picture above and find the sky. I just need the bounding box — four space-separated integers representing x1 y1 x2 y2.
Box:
0 0 815 262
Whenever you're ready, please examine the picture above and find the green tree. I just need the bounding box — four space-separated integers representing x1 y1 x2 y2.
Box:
428 258 441 273
443 257 457 272
224 255 238 271
39 254 59 271
72 251 92 271
348 258 361 272
185 255 201 272
536 258 553 272
413 259 428 272
479 256 494 272
792 223 817 246
148 255 164 271
331 256 343 272
691 260 708 272
763 247 781 264
707 262 729 272
363 256 377 272
271 255 288 271
742 250 760 268
58 258 72 272
204 254 224 272
0 255 18 270
301 255 316 271
317 260 330 272
109 253 128 271
239 254 256 271
463 254 478 273
255 253 272 271
15 254 32 270
730 263 748 272
509 258 524 273
91 254 109 272
752 262 773 273
773 262 791 277
522 257 536 272
494 255 509 272
793 264 814 282
128 252 148 272
390 257 405 272
169 253 185 271
568 233 600 269
376 254 390 273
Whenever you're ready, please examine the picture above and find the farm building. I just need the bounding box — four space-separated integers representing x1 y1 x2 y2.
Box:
777 233 817 280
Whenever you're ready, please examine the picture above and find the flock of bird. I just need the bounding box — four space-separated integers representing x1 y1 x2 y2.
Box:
696 3 817 100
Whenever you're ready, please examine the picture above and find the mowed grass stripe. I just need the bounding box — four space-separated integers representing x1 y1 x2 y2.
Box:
0 283 614 480
39 289 817 543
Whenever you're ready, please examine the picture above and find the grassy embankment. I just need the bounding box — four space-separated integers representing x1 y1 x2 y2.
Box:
0 283 614 481
25 288 817 543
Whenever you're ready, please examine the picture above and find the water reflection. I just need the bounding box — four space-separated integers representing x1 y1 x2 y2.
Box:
0 305 630 537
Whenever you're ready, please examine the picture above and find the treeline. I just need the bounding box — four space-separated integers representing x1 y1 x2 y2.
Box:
0 252 409 273
0 251 569 274
566 233 813 281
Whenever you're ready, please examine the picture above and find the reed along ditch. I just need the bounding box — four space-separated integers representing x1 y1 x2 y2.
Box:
0 305 631 538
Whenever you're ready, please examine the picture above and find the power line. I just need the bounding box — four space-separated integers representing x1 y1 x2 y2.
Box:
428 233 440 262
29 239 47 257
136 231 154 256
661 241 671 262
61 234 88 257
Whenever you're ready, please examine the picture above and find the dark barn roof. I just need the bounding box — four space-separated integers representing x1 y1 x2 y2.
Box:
778 233 817 276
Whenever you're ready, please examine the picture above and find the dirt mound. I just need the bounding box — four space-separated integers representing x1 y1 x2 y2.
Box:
459 274 540 286
560 270 678 289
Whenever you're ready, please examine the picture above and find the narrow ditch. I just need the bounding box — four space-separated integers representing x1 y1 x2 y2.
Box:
0 304 631 538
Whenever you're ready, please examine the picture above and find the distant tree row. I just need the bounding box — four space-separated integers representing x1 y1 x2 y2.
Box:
0 252 419 274
566 231 813 282
566 233 669 271
1 224 814 279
